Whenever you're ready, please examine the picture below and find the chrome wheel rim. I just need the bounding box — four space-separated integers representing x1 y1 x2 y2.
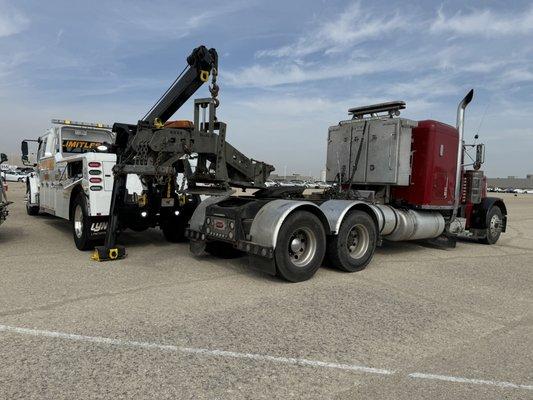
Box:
74 205 84 238
489 214 501 237
346 224 370 259
288 227 317 267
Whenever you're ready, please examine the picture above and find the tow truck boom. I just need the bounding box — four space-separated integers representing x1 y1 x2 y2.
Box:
94 45 274 261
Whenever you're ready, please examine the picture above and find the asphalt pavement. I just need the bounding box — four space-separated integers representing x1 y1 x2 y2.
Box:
0 182 531 399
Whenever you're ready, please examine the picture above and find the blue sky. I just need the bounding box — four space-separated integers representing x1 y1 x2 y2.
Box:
1 0 532 178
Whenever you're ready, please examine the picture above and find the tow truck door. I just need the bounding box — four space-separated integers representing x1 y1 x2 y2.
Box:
52 128 70 219
37 131 54 212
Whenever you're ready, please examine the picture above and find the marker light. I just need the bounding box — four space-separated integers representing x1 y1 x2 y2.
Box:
89 177 102 183
88 162 101 168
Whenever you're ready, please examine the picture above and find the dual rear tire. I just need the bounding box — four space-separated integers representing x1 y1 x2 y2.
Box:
274 211 326 282
326 210 377 272
274 210 377 282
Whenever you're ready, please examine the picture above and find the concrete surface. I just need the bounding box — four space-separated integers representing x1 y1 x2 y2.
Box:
0 182 531 399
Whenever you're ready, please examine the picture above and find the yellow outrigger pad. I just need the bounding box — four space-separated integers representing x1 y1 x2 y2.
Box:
91 245 126 261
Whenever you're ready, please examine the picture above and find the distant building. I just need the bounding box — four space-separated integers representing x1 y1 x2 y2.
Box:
487 175 533 189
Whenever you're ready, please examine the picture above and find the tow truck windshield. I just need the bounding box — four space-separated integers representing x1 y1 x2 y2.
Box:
61 127 114 154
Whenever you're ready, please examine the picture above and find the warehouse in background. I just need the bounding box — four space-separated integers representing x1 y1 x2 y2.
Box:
487 175 533 190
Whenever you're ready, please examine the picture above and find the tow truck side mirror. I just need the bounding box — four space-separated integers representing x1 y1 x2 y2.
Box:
21 140 37 166
21 141 29 163
0 153 7 164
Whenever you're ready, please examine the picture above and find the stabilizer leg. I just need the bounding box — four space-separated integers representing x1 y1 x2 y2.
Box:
92 174 127 261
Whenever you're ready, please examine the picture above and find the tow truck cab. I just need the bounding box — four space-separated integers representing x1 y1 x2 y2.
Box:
22 120 145 249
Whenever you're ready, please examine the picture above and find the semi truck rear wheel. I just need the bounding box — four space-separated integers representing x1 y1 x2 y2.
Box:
71 193 94 251
326 210 377 272
274 210 326 282
481 205 503 245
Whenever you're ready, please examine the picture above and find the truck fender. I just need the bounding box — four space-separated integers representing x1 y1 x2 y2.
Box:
188 195 231 232
249 199 330 249
320 200 382 235
26 174 40 205
470 197 507 232
68 184 85 220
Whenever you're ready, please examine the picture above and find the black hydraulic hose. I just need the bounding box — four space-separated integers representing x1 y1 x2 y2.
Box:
344 122 366 198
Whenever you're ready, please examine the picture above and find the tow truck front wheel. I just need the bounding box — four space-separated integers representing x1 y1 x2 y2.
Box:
274 211 326 282
72 193 94 251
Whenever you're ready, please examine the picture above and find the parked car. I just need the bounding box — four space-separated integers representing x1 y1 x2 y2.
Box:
1 170 28 182
312 181 330 189
264 180 278 187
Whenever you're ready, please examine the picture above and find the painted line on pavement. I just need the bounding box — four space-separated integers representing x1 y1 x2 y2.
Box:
408 372 533 391
1 324 532 391
0 324 392 375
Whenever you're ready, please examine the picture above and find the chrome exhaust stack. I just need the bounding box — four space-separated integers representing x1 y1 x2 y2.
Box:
452 89 474 221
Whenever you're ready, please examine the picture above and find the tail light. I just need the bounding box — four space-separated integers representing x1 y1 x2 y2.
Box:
90 177 102 184
88 162 101 168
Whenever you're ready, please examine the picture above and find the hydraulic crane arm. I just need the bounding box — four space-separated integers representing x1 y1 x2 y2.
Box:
142 46 218 125
94 45 274 261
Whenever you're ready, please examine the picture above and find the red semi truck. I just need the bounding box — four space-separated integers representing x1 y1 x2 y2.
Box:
185 90 507 282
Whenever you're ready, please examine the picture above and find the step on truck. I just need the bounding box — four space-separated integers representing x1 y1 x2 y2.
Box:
98 45 507 281
21 120 199 252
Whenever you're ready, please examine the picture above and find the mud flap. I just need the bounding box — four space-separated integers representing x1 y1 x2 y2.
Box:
89 217 109 240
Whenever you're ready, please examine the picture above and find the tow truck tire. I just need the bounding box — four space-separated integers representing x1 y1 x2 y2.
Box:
326 210 377 272
480 205 503 245
274 211 326 282
26 186 39 216
71 193 94 251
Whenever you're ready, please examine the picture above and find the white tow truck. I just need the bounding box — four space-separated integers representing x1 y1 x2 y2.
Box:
22 119 145 250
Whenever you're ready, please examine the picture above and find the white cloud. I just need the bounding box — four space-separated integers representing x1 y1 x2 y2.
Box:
430 6 533 36
113 0 250 39
257 2 408 58
499 68 533 84
0 1 29 37
224 52 420 88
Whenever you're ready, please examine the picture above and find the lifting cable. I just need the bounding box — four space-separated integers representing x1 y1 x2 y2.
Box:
141 64 189 122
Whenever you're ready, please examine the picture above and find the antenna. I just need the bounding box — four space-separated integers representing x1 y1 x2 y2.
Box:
474 102 489 143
